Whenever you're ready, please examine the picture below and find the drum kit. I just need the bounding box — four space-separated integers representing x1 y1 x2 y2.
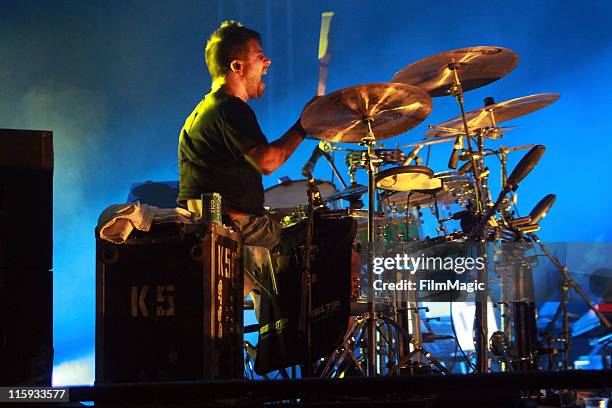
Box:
262 46 609 376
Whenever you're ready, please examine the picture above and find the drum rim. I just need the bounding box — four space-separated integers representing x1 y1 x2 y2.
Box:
264 178 336 193
375 165 435 182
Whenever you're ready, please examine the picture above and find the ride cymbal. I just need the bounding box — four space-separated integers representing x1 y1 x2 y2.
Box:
425 93 560 138
301 83 432 142
391 46 519 97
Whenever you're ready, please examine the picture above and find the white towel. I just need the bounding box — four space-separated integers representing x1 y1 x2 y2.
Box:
98 202 196 244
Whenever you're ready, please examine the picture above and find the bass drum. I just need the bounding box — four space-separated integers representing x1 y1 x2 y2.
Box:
264 179 337 218
320 208 422 304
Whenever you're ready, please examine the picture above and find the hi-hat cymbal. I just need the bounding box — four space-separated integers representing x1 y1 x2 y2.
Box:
391 46 519 97
425 93 560 138
301 83 432 142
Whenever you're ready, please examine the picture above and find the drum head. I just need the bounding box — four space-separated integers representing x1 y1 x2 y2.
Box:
376 165 439 192
384 171 475 210
264 179 337 213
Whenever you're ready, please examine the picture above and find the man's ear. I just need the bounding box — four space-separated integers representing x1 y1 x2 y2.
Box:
230 60 242 73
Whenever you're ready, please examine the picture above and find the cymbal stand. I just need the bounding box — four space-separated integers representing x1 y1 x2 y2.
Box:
360 118 382 376
529 233 612 369
381 313 448 375
476 131 491 207
319 315 368 377
479 105 505 208
390 279 425 367
448 64 485 214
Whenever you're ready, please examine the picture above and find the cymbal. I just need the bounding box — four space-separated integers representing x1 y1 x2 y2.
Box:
391 46 519 97
425 93 560 138
301 83 432 142
421 126 518 141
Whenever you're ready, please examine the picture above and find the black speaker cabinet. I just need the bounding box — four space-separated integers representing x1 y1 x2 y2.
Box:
95 223 243 383
0 267 53 385
0 129 53 386
0 129 53 270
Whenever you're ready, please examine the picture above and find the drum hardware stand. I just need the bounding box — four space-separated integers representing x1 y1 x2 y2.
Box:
299 172 324 377
430 188 448 236
447 63 485 214
476 132 492 207
319 310 404 378
319 315 368 377
380 313 449 375
498 146 513 219
469 144 547 372
393 300 426 366
489 330 515 371
495 250 515 370
529 233 612 370
473 243 491 373
319 308 448 378
319 146 348 190
494 242 540 372
359 117 383 376
334 117 419 377
444 78 492 372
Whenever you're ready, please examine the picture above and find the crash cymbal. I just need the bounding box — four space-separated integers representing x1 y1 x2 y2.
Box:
301 83 432 142
425 93 560 138
421 126 518 141
391 46 519 97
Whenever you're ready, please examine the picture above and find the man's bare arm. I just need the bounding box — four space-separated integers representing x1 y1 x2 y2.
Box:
245 120 306 175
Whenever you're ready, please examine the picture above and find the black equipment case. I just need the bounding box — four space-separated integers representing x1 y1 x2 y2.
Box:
95 222 242 383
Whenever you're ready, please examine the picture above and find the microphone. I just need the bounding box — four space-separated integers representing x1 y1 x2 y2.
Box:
471 145 546 239
301 141 331 177
448 135 463 169
402 144 424 165
506 145 546 190
529 194 556 224
457 160 473 175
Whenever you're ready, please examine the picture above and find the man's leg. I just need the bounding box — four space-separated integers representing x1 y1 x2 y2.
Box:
230 213 281 321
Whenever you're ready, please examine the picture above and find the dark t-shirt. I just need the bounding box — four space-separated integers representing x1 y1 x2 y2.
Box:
177 89 268 215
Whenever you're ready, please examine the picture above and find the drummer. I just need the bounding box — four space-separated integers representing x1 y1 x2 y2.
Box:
177 20 310 249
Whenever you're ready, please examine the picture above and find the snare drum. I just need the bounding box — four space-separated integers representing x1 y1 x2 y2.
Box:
376 165 441 192
384 172 475 238
384 172 475 211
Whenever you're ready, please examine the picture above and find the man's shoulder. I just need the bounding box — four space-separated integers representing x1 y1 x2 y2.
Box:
192 90 250 118
216 91 253 115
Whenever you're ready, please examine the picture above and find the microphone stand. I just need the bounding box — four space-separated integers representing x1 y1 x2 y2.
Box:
320 151 348 190
448 64 485 214
300 171 322 376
